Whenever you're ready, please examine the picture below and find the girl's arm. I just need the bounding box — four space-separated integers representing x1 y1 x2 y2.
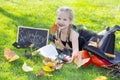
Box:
70 29 79 57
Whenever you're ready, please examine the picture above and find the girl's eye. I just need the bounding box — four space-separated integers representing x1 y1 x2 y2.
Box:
57 18 61 20
63 19 67 21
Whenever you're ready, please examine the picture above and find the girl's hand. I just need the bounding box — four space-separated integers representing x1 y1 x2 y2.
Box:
72 52 79 60
65 57 73 63
72 52 80 61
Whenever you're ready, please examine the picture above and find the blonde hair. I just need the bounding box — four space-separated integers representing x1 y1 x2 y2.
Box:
56 6 74 22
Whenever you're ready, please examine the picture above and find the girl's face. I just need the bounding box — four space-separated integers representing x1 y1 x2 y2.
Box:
56 11 72 30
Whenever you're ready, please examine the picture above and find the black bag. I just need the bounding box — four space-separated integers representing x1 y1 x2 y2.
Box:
12 41 32 49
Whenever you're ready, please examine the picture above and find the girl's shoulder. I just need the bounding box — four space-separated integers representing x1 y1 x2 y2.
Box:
70 24 78 33
70 26 79 37
71 24 77 30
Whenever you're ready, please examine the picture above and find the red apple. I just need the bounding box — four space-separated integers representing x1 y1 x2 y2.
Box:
91 54 111 68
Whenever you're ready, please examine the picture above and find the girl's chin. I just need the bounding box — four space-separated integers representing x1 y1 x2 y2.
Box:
59 26 67 30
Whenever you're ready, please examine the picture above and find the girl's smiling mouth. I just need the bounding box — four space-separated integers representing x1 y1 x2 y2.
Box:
58 24 64 27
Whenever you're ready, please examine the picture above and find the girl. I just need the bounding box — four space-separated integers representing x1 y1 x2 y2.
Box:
49 6 108 62
50 7 79 59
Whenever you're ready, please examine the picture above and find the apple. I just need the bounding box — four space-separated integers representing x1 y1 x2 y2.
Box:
91 54 111 68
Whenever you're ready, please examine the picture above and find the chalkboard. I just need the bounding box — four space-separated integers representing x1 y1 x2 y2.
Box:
17 26 49 48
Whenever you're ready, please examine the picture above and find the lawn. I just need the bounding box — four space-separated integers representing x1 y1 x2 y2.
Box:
0 0 120 80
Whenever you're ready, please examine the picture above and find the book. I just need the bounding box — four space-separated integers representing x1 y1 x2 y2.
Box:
37 44 58 60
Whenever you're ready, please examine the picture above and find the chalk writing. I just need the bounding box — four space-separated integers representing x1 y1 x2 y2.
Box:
18 26 49 48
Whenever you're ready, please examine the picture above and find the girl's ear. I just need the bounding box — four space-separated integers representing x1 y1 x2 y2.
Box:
70 20 73 24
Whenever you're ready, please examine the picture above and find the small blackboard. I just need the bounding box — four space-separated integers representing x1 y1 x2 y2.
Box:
17 26 49 48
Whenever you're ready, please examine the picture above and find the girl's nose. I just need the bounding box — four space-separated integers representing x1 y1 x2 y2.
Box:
59 20 64 24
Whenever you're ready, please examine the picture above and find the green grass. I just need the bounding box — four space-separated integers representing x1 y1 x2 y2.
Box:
0 0 120 80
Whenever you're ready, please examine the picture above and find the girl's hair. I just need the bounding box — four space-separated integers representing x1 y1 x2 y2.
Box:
56 6 74 21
